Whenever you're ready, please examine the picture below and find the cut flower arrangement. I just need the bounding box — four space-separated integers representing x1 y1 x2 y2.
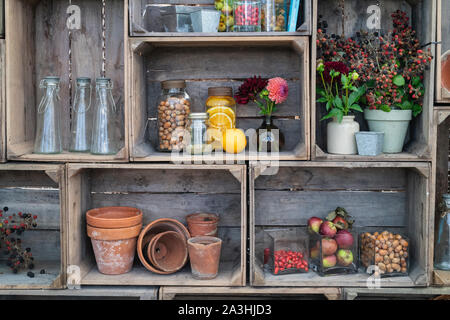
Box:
316 10 433 154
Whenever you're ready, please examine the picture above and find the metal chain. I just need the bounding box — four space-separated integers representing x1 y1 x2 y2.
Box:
102 0 106 78
68 0 73 124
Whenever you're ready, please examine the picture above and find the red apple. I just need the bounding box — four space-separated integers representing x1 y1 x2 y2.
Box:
319 221 337 237
308 217 323 234
322 238 338 255
323 255 337 268
310 241 320 259
335 230 354 249
336 249 354 266
332 216 349 230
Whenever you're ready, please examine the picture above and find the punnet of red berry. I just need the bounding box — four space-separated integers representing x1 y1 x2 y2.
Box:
271 249 309 275
0 207 38 276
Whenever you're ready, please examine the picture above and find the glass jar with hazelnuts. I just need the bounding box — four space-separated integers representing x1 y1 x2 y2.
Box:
156 80 191 152
359 230 410 277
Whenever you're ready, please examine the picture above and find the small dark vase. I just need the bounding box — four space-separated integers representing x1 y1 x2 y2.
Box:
257 115 285 152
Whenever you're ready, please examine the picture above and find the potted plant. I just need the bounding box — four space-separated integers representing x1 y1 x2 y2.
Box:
235 76 289 152
317 10 433 153
316 61 365 155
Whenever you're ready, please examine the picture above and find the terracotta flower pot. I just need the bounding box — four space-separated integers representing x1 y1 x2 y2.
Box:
137 218 190 274
87 224 142 275
86 206 143 229
146 231 188 273
186 213 220 237
187 236 222 280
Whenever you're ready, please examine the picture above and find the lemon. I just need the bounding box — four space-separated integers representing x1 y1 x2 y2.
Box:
207 106 235 118
223 128 247 154
209 112 234 129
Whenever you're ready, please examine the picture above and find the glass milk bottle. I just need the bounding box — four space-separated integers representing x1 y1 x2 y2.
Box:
70 78 92 152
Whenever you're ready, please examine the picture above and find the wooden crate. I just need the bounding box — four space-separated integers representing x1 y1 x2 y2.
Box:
0 39 5 162
311 0 436 161
436 0 450 103
432 107 450 286
0 164 66 289
67 163 246 287
0 286 158 300
128 0 312 36
249 161 432 287
343 287 450 300
5 0 128 162
129 36 310 162
159 286 341 300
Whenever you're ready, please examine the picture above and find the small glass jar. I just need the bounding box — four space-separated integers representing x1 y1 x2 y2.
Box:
264 228 309 275
216 0 235 32
70 77 92 153
261 0 288 31
185 112 212 155
233 0 261 32
206 87 236 151
157 80 191 152
435 194 450 270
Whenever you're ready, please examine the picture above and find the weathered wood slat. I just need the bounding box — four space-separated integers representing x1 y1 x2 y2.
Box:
0 189 60 230
254 167 407 191
255 190 407 227
6 0 128 162
89 168 241 193
0 40 5 163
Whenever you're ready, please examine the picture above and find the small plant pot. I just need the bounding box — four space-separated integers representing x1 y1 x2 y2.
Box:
187 236 222 280
364 109 412 153
327 116 360 155
87 224 142 275
147 231 188 273
186 213 220 237
137 218 190 274
355 132 384 156
86 206 143 229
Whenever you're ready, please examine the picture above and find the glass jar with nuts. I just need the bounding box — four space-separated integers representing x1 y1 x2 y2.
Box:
360 231 410 277
157 80 191 152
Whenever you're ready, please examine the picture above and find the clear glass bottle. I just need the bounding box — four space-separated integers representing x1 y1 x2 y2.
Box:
90 78 122 155
70 78 92 152
261 0 288 31
157 80 191 152
234 0 261 32
435 194 450 270
34 77 62 154
186 112 211 155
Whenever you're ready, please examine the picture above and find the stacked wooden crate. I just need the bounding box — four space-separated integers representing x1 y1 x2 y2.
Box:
0 0 445 298
433 0 450 287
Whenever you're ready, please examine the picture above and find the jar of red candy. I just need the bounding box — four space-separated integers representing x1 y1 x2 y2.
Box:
233 0 261 32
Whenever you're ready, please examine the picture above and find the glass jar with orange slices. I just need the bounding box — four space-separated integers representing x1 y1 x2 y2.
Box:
206 87 236 151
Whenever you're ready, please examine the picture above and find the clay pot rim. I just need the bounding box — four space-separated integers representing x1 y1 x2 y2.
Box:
188 236 222 245
87 224 142 241
87 207 143 229
137 218 190 275
148 231 188 273
186 213 220 224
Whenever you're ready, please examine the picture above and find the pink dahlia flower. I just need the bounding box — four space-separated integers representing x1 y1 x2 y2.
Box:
267 77 289 104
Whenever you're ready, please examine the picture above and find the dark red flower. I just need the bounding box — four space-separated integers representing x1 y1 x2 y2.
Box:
235 76 268 104
323 61 349 83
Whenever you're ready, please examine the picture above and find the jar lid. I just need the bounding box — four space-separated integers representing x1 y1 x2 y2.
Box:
208 87 233 97
162 80 186 89
188 112 209 120
96 77 111 83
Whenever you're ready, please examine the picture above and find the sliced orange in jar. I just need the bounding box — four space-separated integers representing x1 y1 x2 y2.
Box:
209 112 234 129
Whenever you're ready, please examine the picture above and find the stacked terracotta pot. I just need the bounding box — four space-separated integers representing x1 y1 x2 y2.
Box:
137 218 190 274
186 213 222 280
86 207 143 275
